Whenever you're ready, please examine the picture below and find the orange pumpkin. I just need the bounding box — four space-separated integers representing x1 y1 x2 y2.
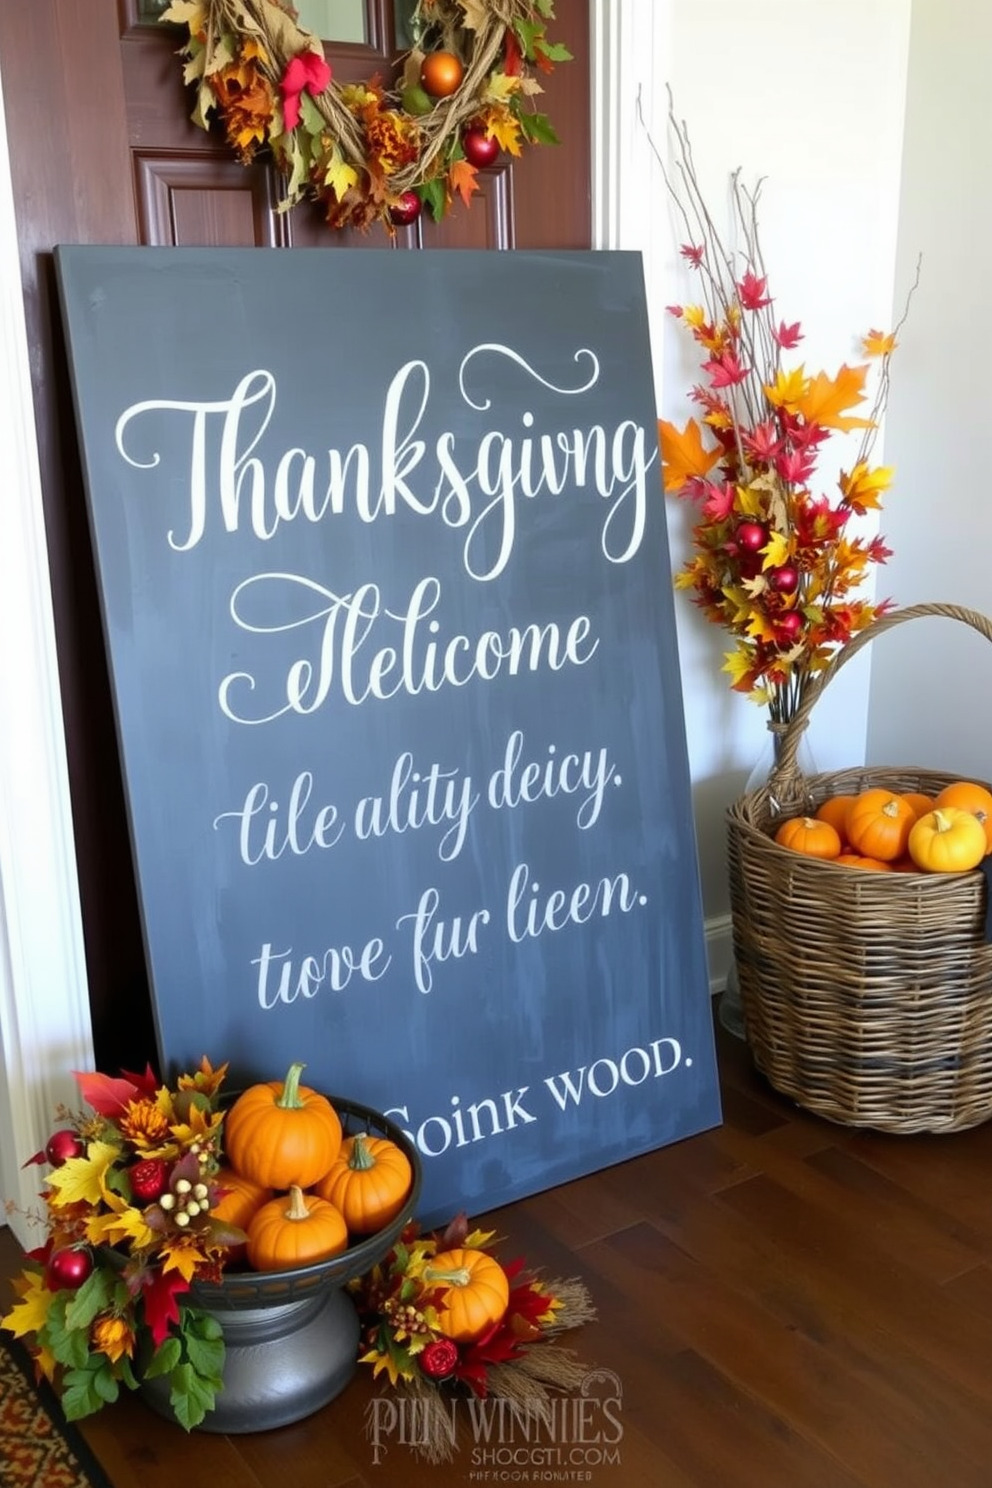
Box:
934 781 992 854
901 791 936 820
774 816 842 860
834 853 893 871
224 1063 342 1190
908 807 987 873
845 789 916 861
211 1167 272 1232
246 1185 348 1272
814 795 856 843
315 1133 412 1235
423 1248 509 1342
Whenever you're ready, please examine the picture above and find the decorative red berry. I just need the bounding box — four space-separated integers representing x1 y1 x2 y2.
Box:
736 520 768 554
462 125 499 168
129 1158 169 1203
419 1337 460 1378
389 190 422 227
767 563 800 594
775 610 804 643
45 1129 85 1167
45 1246 94 1291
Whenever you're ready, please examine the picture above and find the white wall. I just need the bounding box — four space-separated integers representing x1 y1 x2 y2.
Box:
867 1 992 776
615 0 912 928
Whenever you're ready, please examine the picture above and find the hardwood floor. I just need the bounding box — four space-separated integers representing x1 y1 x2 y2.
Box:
6 1013 992 1487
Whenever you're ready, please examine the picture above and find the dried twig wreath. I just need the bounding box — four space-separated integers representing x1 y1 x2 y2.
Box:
161 0 570 232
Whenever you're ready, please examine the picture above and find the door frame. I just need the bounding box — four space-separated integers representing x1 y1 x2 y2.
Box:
0 0 642 1242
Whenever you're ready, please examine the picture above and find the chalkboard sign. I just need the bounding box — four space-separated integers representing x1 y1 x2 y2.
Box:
55 245 720 1226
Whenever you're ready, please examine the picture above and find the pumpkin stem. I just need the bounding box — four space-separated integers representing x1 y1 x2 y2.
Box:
284 1185 310 1222
932 809 953 832
348 1133 377 1172
276 1063 308 1110
423 1262 472 1288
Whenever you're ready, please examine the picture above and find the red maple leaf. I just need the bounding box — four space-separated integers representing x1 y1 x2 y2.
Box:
741 420 783 463
141 1268 190 1348
697 480 736 521
680 243 704 267
737 269 771 310
702 351 747 388
775 448 818 485
73 1071 147 1117
773 319 803 349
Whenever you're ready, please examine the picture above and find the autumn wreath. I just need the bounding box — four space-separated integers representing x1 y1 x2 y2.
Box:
161 0 570 232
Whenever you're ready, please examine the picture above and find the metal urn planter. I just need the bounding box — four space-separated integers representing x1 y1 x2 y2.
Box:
139 1097 422 1434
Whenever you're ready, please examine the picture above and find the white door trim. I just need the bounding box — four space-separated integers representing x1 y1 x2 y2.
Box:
0 58 95 1246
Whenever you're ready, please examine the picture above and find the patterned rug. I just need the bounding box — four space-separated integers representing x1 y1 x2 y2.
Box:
0 1332 114 1488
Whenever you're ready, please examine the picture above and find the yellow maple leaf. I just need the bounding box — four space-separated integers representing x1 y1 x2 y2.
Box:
160 0 206 27
481 108 523 157
484 73 521 105
85 1196 157 1252
1 1269 54 1339
839 462 894 512
722 648 756 688
658 418 722 493
764 365 809 414
45 1140 121 1210
160 1237 211 1283
323 143 359 201
761 531 791 568
795 364 874 431
862 328 897 357
449 158 480 209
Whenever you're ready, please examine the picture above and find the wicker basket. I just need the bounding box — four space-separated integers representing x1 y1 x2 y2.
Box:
726 601 992 1135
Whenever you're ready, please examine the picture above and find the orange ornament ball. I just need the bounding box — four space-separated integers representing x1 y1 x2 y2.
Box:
421 50 464 97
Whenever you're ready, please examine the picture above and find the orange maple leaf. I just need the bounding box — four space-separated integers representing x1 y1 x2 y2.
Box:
795 364 874 431
658 418 723 493
449 158 480 209
862 328 897 357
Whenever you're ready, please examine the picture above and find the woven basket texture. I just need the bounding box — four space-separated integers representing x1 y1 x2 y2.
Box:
726 602 992 1135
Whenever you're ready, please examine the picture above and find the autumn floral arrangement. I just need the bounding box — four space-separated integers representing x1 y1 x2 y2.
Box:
656 98 917 738
1 1059 242 1430
351 1211 596 1463
161 0 569 232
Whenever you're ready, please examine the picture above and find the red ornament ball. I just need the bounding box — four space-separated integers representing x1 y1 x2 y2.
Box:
462 126 499 168
45 1246 94 1292
389 191 422 227
767 563 800 594
45 1129 85 1167
735 520 768 554
775 609 804 643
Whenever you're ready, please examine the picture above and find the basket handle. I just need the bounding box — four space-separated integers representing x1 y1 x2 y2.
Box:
769 601 992 788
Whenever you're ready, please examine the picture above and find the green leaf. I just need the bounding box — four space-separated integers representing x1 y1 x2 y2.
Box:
60 1362 106 1422
43 1301 93 1371
143 1335 182 1380
119 1356 139 1391
92 1365 121 1404
532 0 555 15
535 39 573 63
514 18 543 60
186 1309 223 1343
64 1269 113 1332
417 178 447 222
183 1328 225 1381
298 92 326 137
168 1361 218 1433
518 111 561 146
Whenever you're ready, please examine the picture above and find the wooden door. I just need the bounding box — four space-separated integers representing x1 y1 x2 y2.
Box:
0 0 592 1067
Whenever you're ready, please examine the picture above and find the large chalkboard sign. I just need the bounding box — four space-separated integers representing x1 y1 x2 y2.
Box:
55 245 720 1226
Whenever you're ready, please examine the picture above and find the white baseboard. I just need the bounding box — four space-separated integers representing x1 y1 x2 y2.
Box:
706 913 734 997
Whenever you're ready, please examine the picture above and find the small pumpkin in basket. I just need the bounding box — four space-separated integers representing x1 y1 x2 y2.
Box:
224 1062 342 1190
814 794 856 844
901 791 936 820
834 853 893 871
845 789 916 862
934 781 992 854
422 1248 510 1342
774 816 842 860
246 1185 348 1272
315 1132 412 1235
908 806 987 873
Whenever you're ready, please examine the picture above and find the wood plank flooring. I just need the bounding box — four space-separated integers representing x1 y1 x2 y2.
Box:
5 1014 992 1488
